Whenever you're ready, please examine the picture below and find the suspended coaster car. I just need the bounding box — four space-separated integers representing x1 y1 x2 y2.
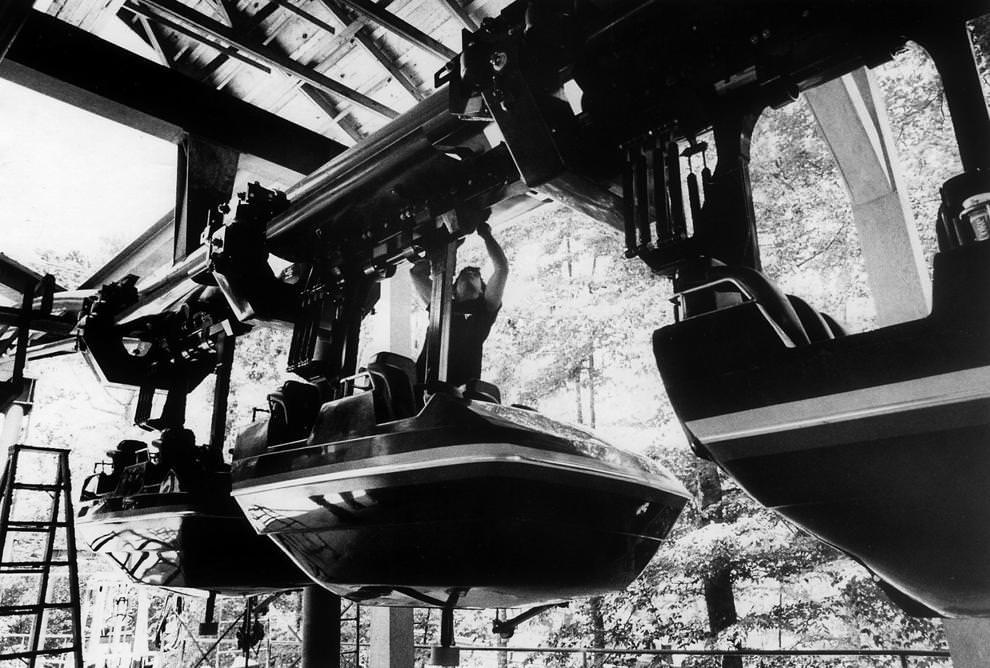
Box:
73 279 309 595
230 354 689 609
654 172 990 617
77 429 310 595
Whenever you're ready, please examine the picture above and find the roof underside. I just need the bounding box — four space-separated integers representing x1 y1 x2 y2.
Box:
42 0 511 146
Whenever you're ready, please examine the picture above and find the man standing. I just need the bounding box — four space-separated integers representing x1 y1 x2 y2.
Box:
410 222 509 386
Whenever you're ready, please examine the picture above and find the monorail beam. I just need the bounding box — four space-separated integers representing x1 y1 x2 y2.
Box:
0 11 346 174
79 213 174 289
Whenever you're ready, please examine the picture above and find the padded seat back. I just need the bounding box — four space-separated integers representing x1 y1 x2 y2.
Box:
268 380 322 445
703 266 810 346
108 439 146 470
786 295 835 343
655 302 801 417
367 351 418 421
308 392 377 445
464 379 501 404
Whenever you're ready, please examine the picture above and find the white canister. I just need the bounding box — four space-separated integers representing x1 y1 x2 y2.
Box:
962 193 990 242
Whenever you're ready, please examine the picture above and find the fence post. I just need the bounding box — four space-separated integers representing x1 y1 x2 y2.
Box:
581 651 587 668
900 655 910 668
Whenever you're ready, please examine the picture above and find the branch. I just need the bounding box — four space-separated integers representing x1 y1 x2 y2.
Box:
794 219 850 268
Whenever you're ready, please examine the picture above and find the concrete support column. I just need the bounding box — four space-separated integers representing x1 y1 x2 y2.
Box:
944 619 990 668
85 582 108 660
805 68 931 326
302 586 341 668
368 264 415 668
377 265 415 359
132 587 150 658
369 608 414 668
0 404 24 449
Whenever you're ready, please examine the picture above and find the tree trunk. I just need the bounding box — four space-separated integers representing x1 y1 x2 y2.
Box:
574 371 584 425
587 596 606 668
587 348 597 429
697 460 742 668
565 228 574 280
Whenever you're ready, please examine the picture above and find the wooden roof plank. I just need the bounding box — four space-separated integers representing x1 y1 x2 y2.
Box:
138 0 400 119
56 0 128 33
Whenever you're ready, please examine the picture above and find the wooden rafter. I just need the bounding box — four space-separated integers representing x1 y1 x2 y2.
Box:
215 0 425 111
137 14 175 67
123 2 273 72
301 84 364 143
198 0 282 80
436 0 476 32
210 0 367 142
268 0 336 36
327 0 456 61
354 29 424 101
209 0 234 26
136 0 400 119
322 0 424 102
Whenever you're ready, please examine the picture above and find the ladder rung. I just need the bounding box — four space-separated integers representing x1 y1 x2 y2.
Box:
0 602 75 616
0 646 79 661
8 445 69 455
11 483 61 491
0 561 70 573
6 521 68 532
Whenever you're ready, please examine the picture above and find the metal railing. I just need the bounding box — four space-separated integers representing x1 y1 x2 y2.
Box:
414 644 951 668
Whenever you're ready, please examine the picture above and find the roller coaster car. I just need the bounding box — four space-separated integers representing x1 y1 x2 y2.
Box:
76 429 309 595
230 352 689 609
653 231 990 618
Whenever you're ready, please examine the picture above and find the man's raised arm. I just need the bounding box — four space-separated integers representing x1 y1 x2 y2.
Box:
409 258 433 306
479 223 508 311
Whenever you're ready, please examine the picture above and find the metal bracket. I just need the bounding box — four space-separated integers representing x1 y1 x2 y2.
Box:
491 602 568 639
424 239 457 385
174 135 239 263
441 7 577 187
